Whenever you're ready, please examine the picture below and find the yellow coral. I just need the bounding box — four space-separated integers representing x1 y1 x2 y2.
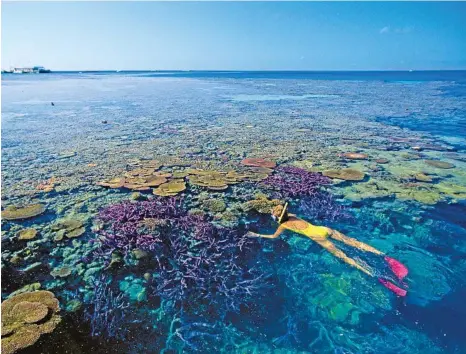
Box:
153 179 186 196
1 291 61 354
243 195 282 214
16 228 38 241
2 204 46 221
323 168 365 181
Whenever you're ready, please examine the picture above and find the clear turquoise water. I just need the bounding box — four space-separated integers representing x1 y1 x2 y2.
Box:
2 71 466 353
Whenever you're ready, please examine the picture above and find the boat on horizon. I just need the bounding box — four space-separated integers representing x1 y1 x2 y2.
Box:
3 66 52 74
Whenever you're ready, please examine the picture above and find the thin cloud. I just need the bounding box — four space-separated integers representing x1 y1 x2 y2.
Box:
395 26 414 34
379 26 390 34
379 25 414 34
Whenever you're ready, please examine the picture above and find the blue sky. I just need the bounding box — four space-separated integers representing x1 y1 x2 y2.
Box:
2 1 466 71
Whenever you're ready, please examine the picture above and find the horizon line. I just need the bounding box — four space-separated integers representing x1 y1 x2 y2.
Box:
3 69 466 73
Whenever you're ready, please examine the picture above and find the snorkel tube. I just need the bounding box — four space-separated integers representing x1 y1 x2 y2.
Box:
278 202 288 224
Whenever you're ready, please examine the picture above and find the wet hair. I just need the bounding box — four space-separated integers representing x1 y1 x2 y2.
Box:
279 210 289 223
272 205 289 223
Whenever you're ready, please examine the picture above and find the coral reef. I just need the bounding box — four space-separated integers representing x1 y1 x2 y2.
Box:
52 219 86 240
202 198 227 213
424 160 455 169
1 291 61 354
261 166 331 198
86 276 130 339
241 158 276 169
2 204 46 221
243 193 282 214
50 266 72 278
93 197 268 317
342 152 368 160
16 228 38 240
153 179 186 196
323 168 365 181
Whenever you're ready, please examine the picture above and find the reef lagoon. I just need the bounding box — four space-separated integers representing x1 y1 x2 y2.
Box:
1 71 466 354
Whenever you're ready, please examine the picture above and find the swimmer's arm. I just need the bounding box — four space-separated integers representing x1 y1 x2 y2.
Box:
246 225 285 239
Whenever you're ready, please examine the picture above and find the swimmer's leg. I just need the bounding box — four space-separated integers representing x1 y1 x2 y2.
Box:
319 240 373 276
329 230 383 255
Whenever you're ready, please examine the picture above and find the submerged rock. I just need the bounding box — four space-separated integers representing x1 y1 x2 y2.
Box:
342 152 368 160
414 173 433 183
424 160 455 169
375 158 389 164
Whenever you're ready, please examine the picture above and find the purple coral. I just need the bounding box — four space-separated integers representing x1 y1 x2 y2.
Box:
92 197 269 318
87 276 130 340
261 166 351 222
261 166 331 199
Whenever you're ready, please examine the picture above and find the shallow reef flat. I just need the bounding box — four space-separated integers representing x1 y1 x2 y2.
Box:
1 73 466 353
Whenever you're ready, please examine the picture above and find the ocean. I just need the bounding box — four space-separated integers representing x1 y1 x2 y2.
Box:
1 71 466 354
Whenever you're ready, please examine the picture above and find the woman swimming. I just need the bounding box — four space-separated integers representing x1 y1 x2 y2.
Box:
246 203 409 296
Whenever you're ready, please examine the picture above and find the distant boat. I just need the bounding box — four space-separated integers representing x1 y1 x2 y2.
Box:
33 66 51 73
9 66 51 74
409 69 414 72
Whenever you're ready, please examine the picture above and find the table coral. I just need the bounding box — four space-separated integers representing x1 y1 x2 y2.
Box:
2 204 46 221
241 158 276 169
1 291 61 354
323 168 365 181
16 228 38 240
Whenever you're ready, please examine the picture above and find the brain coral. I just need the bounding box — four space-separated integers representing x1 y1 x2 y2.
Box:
1 291 61 354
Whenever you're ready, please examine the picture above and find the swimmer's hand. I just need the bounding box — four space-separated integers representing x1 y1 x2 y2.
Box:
245 231 260 238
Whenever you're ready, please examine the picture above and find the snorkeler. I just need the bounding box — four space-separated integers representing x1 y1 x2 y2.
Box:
246 203 409 296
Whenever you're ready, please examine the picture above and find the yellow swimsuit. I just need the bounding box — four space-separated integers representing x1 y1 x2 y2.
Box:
282 222 330 239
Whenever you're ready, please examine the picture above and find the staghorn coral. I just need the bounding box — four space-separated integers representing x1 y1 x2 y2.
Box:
1 291 61 354
86 276 130 340
261 166 331 199
92 197 269 318
139 217 168 231
2 204 46 221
